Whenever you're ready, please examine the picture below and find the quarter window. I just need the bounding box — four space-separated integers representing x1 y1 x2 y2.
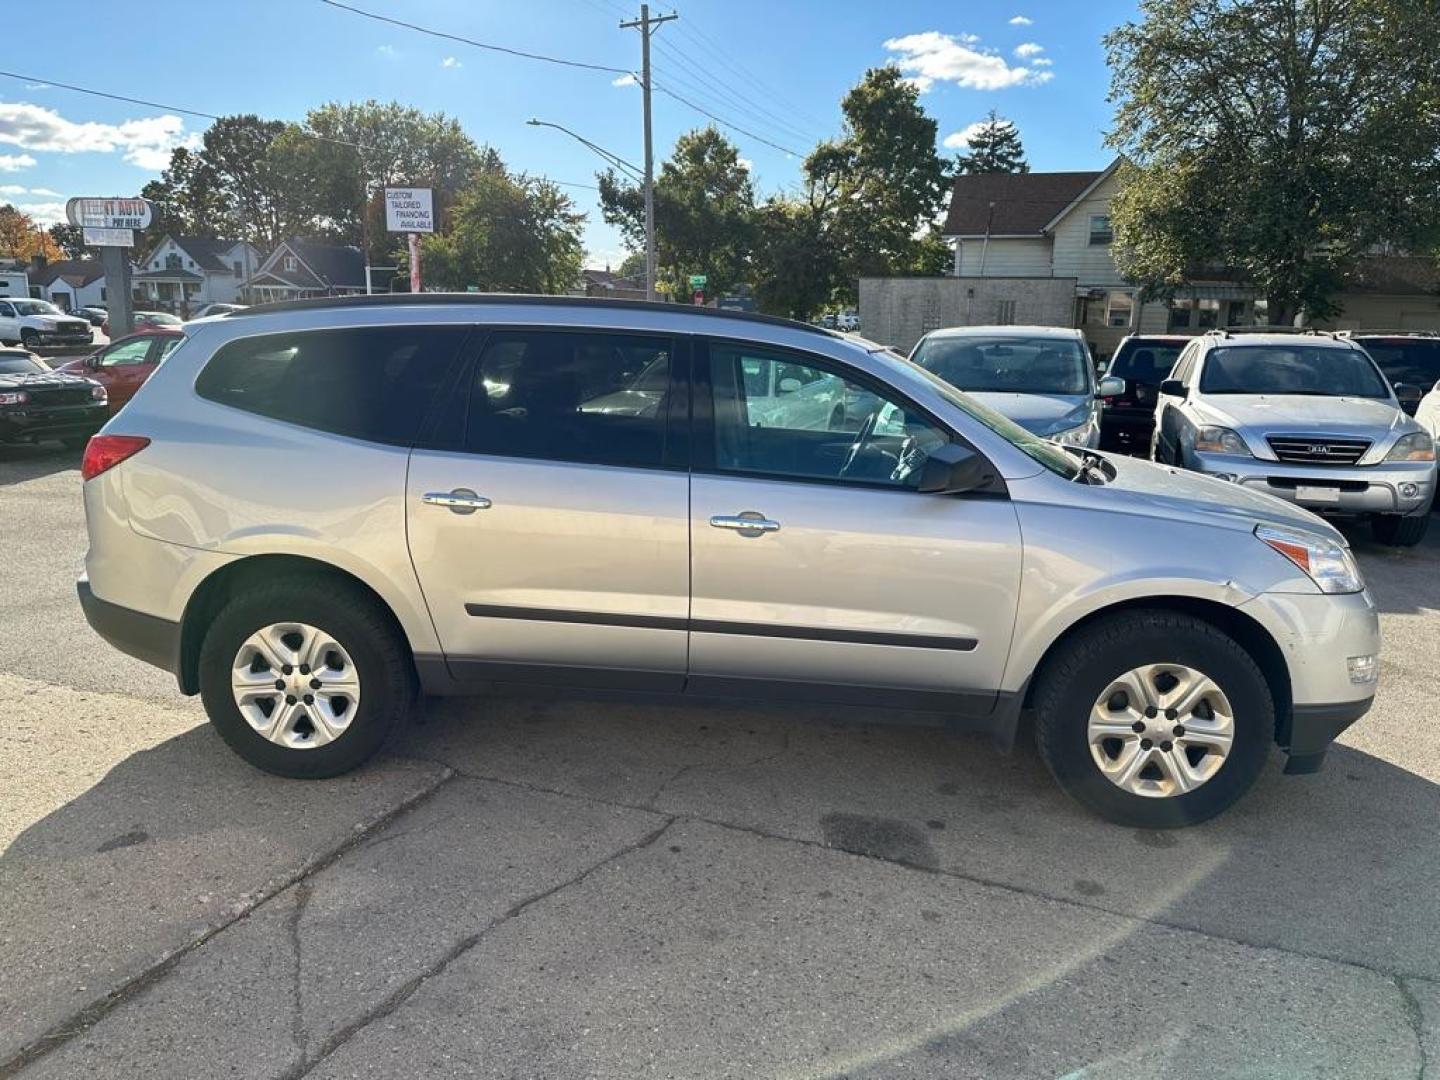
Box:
195 326 466 444
464 330 673 469
706 341 949 488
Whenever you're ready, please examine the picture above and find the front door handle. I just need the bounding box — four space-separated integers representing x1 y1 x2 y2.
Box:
422 489 492 515
709 511 781 537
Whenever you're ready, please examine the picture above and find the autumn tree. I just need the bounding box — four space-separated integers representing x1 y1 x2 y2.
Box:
0 205 61 260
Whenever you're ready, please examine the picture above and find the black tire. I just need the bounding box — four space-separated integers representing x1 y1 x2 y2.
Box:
1372 512 1429 547
1033 610 1273 828
198 575 415 778
20 329 38 349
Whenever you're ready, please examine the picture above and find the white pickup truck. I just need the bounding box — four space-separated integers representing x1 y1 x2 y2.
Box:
0 298 93 348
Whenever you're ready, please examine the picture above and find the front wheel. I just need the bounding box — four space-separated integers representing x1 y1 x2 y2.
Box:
20 329 38 349
198 576 415 778
1033 610 1272 827
1372 512 1429 547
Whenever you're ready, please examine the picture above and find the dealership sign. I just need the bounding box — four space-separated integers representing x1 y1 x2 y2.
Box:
66 197 153 230
384 187 434 233
82 226 135 247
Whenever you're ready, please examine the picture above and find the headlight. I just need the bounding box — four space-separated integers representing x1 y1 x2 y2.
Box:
0 390 28 405
90 384 107 402
1194 426 1250 455
1048 418 1097 446
1255 524 1364 594
1384 431 1436 463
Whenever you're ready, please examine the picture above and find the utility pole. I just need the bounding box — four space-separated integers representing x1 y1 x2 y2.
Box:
620 4 676 302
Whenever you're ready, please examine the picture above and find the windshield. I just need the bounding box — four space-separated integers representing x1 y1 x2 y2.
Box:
912 334 1091 395
1355 338 1440 390
1109 340 1184 385
1200 345 1391 398
877 347 1081 479
13 300 62 317
0 353 44 375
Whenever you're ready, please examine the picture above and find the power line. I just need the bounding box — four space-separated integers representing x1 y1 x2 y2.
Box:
649 49 815 150
649 35 818 146
650 82 803 157
316 0 630 75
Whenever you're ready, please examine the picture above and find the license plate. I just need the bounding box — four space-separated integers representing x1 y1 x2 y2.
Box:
1295 485 1341 504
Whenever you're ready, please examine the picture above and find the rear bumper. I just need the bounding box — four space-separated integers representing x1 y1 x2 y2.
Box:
1190 452 1436 515
77 576 180 677
1099 410 1154 453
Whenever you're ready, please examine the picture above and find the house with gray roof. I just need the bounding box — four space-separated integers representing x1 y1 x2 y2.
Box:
135 235 262 314
243 239 379 303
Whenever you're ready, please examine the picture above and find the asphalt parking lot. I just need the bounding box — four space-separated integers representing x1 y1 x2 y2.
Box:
3 441 1440 1079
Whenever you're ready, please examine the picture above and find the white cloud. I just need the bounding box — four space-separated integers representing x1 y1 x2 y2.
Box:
1009 15 1033 25
942 122 990 150
737 157 753 171
29 186 61 197
1014 42 1045 58
17 201 66 226
375 44 396 57
0 184 61 197
884 31 1054 91
441 56 462 68
612 72 637 87
0 153 36 172
1032 57 1053 67
0 102 200 170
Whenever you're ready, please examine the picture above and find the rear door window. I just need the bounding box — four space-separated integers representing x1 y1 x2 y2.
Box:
1110 341 1184 386
195 326 467 444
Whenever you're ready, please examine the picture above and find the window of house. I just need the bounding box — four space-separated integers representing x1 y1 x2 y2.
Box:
100 288 107 302
1088 214 1113 246
464 330 674 469
1169 300 1193 330
233 261 243 278
195 326 467 444
1226 300 1249 326
706 342 949 488
995 299 1017 325
165 253 181 270
1106 291 1134 329
1196 298 1220 329
284 256 298 273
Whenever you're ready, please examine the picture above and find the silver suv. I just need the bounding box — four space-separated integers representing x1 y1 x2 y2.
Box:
78 297 1380 827
1153 329 1436 546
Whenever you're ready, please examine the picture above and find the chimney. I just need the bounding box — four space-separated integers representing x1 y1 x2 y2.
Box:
29 253 47 274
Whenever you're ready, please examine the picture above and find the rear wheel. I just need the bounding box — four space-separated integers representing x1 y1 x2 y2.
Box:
1033 610 1272 827
198 576 415 778
1372 512 1429 547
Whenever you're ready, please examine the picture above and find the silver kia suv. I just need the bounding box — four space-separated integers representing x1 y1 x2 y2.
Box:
78 297 1382 827
1152 329 1436 546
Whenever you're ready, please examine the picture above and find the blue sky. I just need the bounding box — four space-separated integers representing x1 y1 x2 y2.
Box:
2 0 1137 266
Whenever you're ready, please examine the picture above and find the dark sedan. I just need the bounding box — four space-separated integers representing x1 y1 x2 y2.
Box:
0 350 108 448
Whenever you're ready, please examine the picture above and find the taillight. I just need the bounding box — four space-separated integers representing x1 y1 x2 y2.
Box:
81 435 150 481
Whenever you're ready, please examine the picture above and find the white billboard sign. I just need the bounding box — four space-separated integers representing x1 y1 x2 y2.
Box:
66 197 153 230
82 226 135 247
384 187 434 233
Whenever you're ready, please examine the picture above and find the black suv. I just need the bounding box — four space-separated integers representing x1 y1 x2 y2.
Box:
1098 335 1189 455
1344 331 1440 415
0 349 108 448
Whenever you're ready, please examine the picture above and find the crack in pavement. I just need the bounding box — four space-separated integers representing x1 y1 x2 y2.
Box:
288 881 313 1074
0 768 456 1080
1395 976 1432 1080
280 816 678 1080
389 752 1439 988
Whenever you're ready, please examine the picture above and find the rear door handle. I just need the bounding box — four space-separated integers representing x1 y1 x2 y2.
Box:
422 489 492 515
709 512 781 536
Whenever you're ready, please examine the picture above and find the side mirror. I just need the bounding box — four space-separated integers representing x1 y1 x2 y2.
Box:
1159 379 1187 398
917 443 995 496
86 355 100 369
1097 375 1125 397
777 377 802 394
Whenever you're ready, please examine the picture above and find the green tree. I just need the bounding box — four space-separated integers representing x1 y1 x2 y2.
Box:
1106 0 1440 324
805 67 952 305
421 171 584 294
955 110 1030 174
599 126 756 297
139 146 230 246
751 165 842 320
198 115 310 250
48 223 90 260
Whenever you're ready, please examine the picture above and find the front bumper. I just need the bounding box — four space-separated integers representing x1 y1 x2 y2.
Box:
31 328 93 345
1190 452 1436 515
1280 698 1374 774
0 403 107 443
77 576 180 676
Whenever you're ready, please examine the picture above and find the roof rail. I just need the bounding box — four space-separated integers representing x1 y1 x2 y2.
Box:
1336 328 1440 338
225 292 838 337
1205 326 1338 338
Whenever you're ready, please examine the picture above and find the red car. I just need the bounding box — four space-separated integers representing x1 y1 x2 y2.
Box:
53 330 185 415
99 310 184 338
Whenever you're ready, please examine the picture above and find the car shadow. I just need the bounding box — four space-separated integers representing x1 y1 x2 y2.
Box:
0 441 82 486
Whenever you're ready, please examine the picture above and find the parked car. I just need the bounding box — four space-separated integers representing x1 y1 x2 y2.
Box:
100 310 183 337
1099 334 1189 455
77 296 1380 828
0 348 107 447
190 302 249 320
836 311 860 332
52 330 185 415
1152 329 1435 545
0 297 93 348
78 306 109 327
908 326 1120 448
1343 330 1440 415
